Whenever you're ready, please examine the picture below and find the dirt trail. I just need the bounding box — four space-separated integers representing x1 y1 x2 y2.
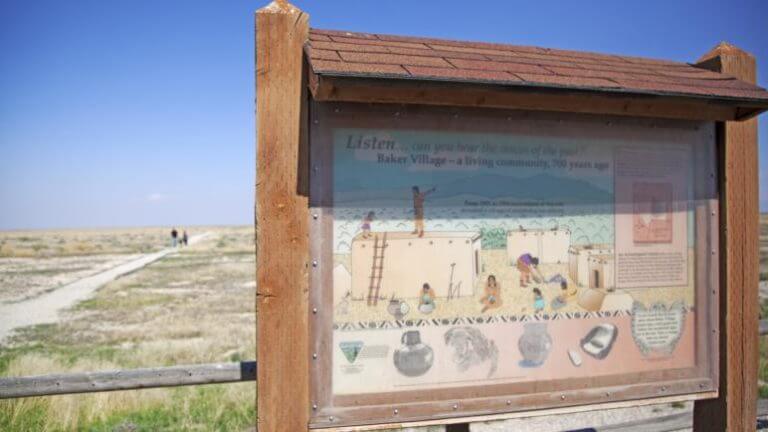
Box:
0 233 211 343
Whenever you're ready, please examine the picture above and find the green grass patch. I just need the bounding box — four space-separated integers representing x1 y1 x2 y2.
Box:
77 294 174 311
78 385 256 432
1 324 123 371
0 399 49 432
8 266 91 276
759 335 768 392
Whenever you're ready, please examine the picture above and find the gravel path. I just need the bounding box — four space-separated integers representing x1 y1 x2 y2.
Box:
0 233 210 343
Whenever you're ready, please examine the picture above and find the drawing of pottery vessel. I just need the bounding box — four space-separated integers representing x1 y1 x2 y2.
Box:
387 298 410 320
518 323 552 367
393 330 434 377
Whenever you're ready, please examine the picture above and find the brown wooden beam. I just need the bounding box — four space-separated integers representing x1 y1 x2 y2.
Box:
693 42 760 432
308 73 758 122
256 1 310 431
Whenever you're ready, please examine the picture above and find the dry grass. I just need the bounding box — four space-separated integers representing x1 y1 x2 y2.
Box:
3 354 171 431
0 227 176 258
0 226 256 431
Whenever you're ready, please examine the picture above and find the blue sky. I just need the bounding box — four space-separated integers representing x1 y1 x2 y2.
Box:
0 0 766 230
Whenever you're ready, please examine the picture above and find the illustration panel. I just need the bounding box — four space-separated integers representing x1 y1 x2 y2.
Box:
328 126 703 396
307 106 717 428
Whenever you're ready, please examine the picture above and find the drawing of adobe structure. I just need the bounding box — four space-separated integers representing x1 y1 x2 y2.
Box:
506 228 571 265
568 244 615 288
350 231 482 304
587 254 615 290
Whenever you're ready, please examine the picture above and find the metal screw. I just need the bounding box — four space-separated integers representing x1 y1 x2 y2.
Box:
453 404 458 410
506 400 512 405
560 394 566 400
605 392 610 398
312 260 318 267
312 404 318 410
313 213 318 220
312 353 317 359
661 386 667 392
313 119 319 125
312 307 317 314
313 165 319 173
329 416 334 421
393 409 399 415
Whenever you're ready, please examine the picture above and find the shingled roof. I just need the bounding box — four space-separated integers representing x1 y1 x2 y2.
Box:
306 28 768 105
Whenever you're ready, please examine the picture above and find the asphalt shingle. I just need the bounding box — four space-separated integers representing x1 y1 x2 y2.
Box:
306 28 768 102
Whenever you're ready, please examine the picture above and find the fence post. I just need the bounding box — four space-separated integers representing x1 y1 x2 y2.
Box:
693 42 760 431
255 1 310 431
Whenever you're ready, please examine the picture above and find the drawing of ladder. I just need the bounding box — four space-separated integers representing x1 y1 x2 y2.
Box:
367 233 387 306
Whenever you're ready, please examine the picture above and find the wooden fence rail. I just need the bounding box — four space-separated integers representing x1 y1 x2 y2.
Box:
0 361 256 399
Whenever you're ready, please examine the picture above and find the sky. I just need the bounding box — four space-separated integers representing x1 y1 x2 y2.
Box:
0 0 766 230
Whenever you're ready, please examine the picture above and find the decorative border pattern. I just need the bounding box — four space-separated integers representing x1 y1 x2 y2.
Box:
333 307 696 331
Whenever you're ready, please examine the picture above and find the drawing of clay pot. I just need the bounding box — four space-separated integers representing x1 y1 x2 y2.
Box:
518 323 552 367
393 330 434 377
387 299 410 320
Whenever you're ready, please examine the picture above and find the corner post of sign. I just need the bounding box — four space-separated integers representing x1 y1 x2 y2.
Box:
255 1 311 431
692 43 759 432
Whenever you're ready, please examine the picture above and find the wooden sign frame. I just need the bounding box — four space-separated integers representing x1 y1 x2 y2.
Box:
306 102 720 429
255 3 762 431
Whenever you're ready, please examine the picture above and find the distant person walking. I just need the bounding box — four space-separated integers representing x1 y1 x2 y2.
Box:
182 230 189 246
411 186 436 237
171 228 178 247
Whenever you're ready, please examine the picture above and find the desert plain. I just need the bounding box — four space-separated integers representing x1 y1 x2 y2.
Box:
0 226 255 431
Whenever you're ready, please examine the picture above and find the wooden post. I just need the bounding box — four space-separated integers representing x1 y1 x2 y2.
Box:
693 42 759 431
255 1 310 431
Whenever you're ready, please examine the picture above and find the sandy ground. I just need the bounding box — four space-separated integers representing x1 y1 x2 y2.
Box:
0 233 209 343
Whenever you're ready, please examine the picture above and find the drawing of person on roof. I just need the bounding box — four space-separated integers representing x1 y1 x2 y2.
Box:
411 185 436 238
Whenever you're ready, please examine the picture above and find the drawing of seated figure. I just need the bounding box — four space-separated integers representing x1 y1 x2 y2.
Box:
551 280 577 310
532 287 545 314
418 283 436 314
480 275 503 313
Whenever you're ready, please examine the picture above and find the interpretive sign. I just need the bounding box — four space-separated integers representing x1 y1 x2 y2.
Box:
308 104 718 427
